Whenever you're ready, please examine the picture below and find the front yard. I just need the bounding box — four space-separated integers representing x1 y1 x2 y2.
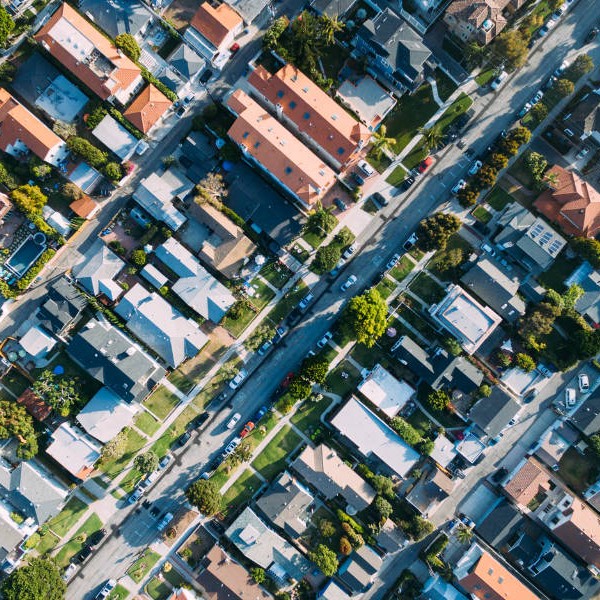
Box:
127 549 161 583
558 447 600 493
325 360 362 397
251 425 302 481
55 513 103 568
222 469 263 511
142 386 180 420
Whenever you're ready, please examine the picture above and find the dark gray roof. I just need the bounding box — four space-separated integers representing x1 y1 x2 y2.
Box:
357 8 431 84
12 52 60 108
567 91 600 137
310 0 358 17
37 278 87 334
67 315 165 404
338 546 382 593
568 262 600 325
570 392 600 436
79 0 152 38
476 501 523 547
168 43 206 80
469 387 520 438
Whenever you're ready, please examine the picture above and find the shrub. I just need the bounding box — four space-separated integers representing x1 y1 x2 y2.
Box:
66 137 107 168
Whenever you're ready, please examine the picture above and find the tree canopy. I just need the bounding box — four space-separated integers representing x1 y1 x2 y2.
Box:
416 213 461 251
0 400 37 460
299 354 330 384
115 33 141 62
495 30 529 69
312 244 341 274
341 288 387 348
1 557 65 600
134 451 159 474
307 207 337 236
10 185 48 216
67 137 107 168
0 7 15 46
309 544 339 576
186 479 223 515
32 371 81 416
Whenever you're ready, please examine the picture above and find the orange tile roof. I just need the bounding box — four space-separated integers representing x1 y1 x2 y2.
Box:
534 165 600 237
0 88 63 161
191 2 243 48
459 550 540 600
17 388 52 422
553 501 600 567
124 85 172 133
248 65 371 168
69 195 98 218
227 90 336 206
35 3 141 101
504 458 551 506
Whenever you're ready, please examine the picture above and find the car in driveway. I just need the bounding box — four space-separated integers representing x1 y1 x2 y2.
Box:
175 430 192 448
229 369 247 390
576 147 590 159
358 160 375 177
370 192 387 207
333 197 347 211
88 528 107 548
317 331 333 348
175 106 186 119
490 71 507 90
95 579 117 600
199 69 213 84
157 512 173 532
403 233 418 251
342 244 357 259
353 172 365 186
226 412 242 429
385 254 401 270
468 160 483 176
341 275 357 291
578 374 590 393
451 179 466 194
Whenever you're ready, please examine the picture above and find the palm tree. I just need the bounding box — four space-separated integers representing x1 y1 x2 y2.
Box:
293 11 323 71
456 525 473 544
420 125 443 152
370 125 395 159
195 172 228 205
320 14 344 45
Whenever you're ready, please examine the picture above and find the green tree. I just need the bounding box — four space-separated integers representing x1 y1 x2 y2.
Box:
30 159 51 179
390 417 422 446
320 13 344 44
370 125 395 159
288 377 312 400
508 126 531 146
589 433 600 458
334 228 354 246
341 288 387 347
488 152 509 170
313 244 341 274
516 353 536 372
525 151 548 183
499 138 519 156
115 33 141 62
474 165 497 189
0 399 37 459
478 384 492 398
416 213 461 251
496 351 512 367
417 438 434 456
319 519 336 537
10 184 47 215
544 169 559 188
372 474 394 499
104 162 123 182
307 206 337 235
573 328 600 359
457 186 478 207
250 567 266 584
309 544 339 576
495 30 528 69
62 182 83 201
299 355 329 384
340 537 352 555
0 61 15 83
553 78 574 98
195 172 228 205
529 102 548 124
1 557 65 600
134 451 159 474
565 53 594 82
130 249 147 267
0 7 15 46
443 337 462 357
101 429 128 460
563 284 584 309
410 516 435 540
427 390 451 411
186 479 223 515
291 11 325 72
263 16 289 50
67 137 107 168
420 125 443 152
519 302 561 350
374 496 393 521
456 525 473 544
32 371 81 416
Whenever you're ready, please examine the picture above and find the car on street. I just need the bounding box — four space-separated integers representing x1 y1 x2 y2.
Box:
175 430 192 448
403 233 418 251
62 563 78 582
468 160 483 175
342 244 357 259
226 412 242 430
585 27 599 43
490 71 507 90
576 147 590 159
74 545 93 564
257 340 273 356
358 160 375 177
385 254 401 270
330 257 347 277
229 369 248 390
317 331 333 348
554 60 570 77
417 156 433 173
157 512 173 532
175 106 186 119
531 90 544 104
88 529 107 548
273 325 287 343
128 487 143 504
240 422 255 438
183 93 195 105
400 176 415 191
578 373 590 393
370 192 387 207
481 243 496 256
191 412 210 429
523 388 539 404
230 42 240 53
565 387 576 407
199 69 213 84
333 197 347 211
223 437 241 456
253 406 268 422
298 293 314 311
159 454 171 469
451 179 466 194
341 275 357 291
518 102 532 118
95 579 117 600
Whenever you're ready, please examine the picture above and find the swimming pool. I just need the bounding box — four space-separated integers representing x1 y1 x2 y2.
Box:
5 233 47 278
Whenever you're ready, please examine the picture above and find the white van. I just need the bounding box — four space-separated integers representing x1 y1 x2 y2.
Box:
564 388 576 407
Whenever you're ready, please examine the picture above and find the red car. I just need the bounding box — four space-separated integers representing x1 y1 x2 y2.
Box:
230 42 240 53
417 156 433 173
240 422 255 438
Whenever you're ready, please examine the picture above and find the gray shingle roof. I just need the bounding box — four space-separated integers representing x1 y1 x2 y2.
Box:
72 239 125 301
570 392 600 436
37 277 86 334
469 387 520 438
168 43 206 80
79 0 152 38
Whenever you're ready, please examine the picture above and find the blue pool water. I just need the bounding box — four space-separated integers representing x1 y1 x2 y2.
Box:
5 235 46 278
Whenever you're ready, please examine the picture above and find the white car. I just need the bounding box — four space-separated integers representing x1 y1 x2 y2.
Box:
578 374 590 393
62 563 78 582
342 244 357 259
229 369 247 390
490 71 507 90
385 253 401 270
95 579 117 600
317 331 333 349
298 293 314 311
576 147 590 159
565 387 576 407
451 179 466 194
341 275 357 291
518 102 532 118
468 160 482 176
222 437 241 456
531 90 544 105
358 160 375 177
226 412 242 429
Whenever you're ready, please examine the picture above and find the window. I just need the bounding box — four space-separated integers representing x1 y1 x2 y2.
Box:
242 132 249 139
303 112 311 120
285 166 292 174
289 101 297 109
277 90 284 98
254 142 260 148
337 147 345 155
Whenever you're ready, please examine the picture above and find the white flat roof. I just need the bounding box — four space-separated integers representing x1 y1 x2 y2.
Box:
50 17 95 60
331 397 419 478
358 363 414 417
456 433 486 464
336 76 396 128
93 115 138 161
430 434 458 468
46 422 101 478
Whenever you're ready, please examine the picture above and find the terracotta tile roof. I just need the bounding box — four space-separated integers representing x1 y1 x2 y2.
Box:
459 550 540 600
69 195 98 218
227 90 336 206
124 85 172 133
503 458 551 506
17 388 52 422
248 65 370 168
191 2 243 48
534 165 600 237
553 501 600 567
35 3 141 101
0 192 12 220
0 88 62 161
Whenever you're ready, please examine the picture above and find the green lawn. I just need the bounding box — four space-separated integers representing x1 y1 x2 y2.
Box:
427 234 473 281
291 397 333 435
350 343 381 370
367 150 392 173
223 469 263 509
406 409 435 438
434 68 458 101
472 205 492 224
325 360 362 397
267 279 308 325
142 386 180 420
390 256 414 282
55 513 102 568
303 229 327 250
508 155 536 190
558 447 599 493
127 549 161 583
99 428 147 479
537 254 581 292
146 575 171 600
408 273 446 305
485 186 514 211
33 530 60 556
134 411 160 436
248 277 276 310
376 277 397 300
402 141 429 171
385 165 408 186
222 301 260 338
435 93 473 133
107 584 130 600
119 467 144 494
167 369 194 394
47 497 88 538
475 67 496 87
260 262 292 289
290 242 310 263
251 425 302 481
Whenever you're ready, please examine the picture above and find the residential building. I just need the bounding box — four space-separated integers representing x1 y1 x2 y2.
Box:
354 8 432 92
196 545 272 600
76 387 137 443
193 203 257 278
79 0 153 40
319 581 353 600
227 90 336 208
35 3 143 104
429 284 502 355
310 0 358 18
430 434 458 468
225 507 311 584
67 315 165 404
248 64 370 171
569 392 600 436
124 84 173 134
168 43 206 84
460 257 526 322
469 386 520 440
564 88 600 144
331 397 420 478
184 2 243 68
357 363 415 417
0 89 68 167
291 444 375 512
454 543 539 600
155 238 235 322
456 432 486 464
140 264 168 289
406 466 454 516
422 575 468 600
338 545 383 594
532 421 579 471
336 76 396 131
92 114 139 161
17 326 56 365
494 203 566 273
255 472 314 539
70 194 100 220
116 283 208 368
565 261 600 327
72 239 125 302
36 277 87 336
45 422 102 480
374 519 408 554
222 0 270 24
444 0 525 45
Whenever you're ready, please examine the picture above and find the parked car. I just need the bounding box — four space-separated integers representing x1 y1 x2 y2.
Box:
229 369 248 390
468 160 483 176
333 197 347 211
400 176 415 191
458 513 476 529
272 325 287 344
565 387 576 407
95 579 117 600
531 90 544 104
341 275 357 291
417 156 433 173
62 563 78 582
576 147 590 159
175 430 192 448
240 422 255 438
88 529 107 548
175 106 186 119
403 233 418 251
191 412 210 429
578 373 590 393
353 172 365 186
158 454 171 469
230 42 240 53
317 331 333 348
183 93 195 105
385 253 401 270
253 406 268 422
226 412 242 430
481 243 496 256
451 179 466 194
585 27 599 43
223 437 241 456
370 192 387 207
128 487 143 504
257 340 273 356
490 71 508 90
537 363 555 378
199 69 213 84
157 512 173 532
74 545 93 564
342 244 357 259
523 388 539 404
298 293 314 311
358 160 375 177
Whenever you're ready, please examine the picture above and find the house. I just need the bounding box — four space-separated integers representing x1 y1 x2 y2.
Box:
494 203 566 273
338 545 383 594
155 238 235 322
331 397 420 478
456 432 487 464
67 315 165 404
184 2 243 68
227 90 336 208
17 389 52 422
76 387 137 443
430 434 458 468
0 88 68 167
532 421 579 470
406 466 454 516
124 85 173 134
429 284 502 355
503 457 600 568
291 444 375 512
392 334 483 393
168 43 206 83
0 193 12 222
354 8 432 92
336 76 396 131
223 0 270 24
35 3 143 104
37 278 86 336
460 258 526 322
310 0 358 18
564 88 600 144
196 545 272 600
247 65 370 171
374 519 407 555
70 195 100 220
115 283 208 368
140 263 168 289
534 166 600 238
569 391 600 436
318 581 352 600
357 363 415 417
79 0 153 40
192 203 257 278
17 326 56 364
565 261 600 327
454 543 539 600
72 239 125 302
469 387 520 440
225 507 311 584
444 0 526 45
255 472 314 539
92 114 139 161
45 422 102 480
